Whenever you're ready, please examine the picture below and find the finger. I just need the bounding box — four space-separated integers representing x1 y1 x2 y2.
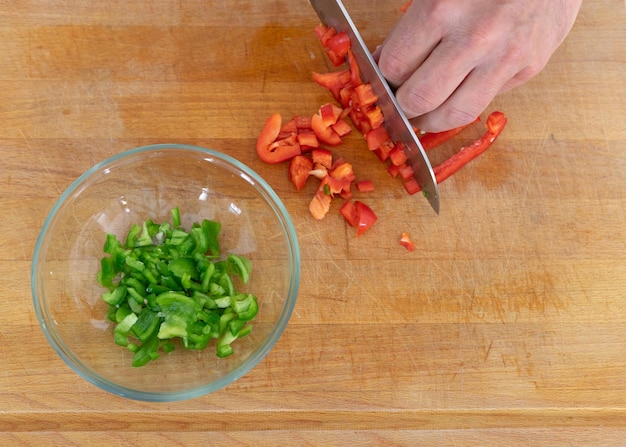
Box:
394 32 487 121
411 55 522 132
377 1 443 87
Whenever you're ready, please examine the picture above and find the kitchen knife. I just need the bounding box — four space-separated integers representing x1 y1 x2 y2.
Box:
309 0 440 214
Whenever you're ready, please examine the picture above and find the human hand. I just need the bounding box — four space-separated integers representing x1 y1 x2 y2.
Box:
374 0 582 132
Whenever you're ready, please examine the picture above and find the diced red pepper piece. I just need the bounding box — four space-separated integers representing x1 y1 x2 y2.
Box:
309 183 332 220
325 174 351 196
354 84 378 108
339 200 377 237
399 232 415 252
354 201 377 237
403 178 421 195
257 113 301 164
350 107 369 134
398 163 415 181
338 85 354 109
330 162 355 183
331 118 352 137
355 179 375 192
311 148 333 169
387 164 401 178
365 106 384 130
311 112 342 146
326 31 351 61
312 70 352 103
365 126 391 151
288 155 313 191
374 140 394 162
314 24 330 42
315 24 336 47
297 131 319 151
320 103 343 127
389 143 408 166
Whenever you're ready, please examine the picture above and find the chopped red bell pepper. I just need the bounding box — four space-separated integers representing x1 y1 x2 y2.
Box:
339 199 377 237
347 50 362 87
365 126 391 151
388 143 408 166
331 118 352 138
288 155 313 191
387 164 401 178
398 163 415 181
256 113 301 164
399 232 415 252
403 178 421 195
309 183 332 220
354 84 378 108
419 118 480 151
314 23 336 47
432 111 507 186
355 179 375 192
311 148 333 169
354 201 377 237
320 103 343 127
256 23 508 247
311 112 342 146
297 131 319 151
326 31 351 61
312 70 352 103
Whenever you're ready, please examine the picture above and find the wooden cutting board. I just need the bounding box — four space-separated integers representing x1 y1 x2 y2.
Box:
1 0 625 444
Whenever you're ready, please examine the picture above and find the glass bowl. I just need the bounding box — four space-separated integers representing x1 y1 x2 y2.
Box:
31 144 300 402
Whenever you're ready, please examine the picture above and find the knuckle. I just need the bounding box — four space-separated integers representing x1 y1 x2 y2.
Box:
399 84 441 118
444 105 483 129
378 49 412 85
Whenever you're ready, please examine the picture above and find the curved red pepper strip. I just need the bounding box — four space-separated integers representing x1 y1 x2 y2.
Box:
418 117 480 151
432 111 507 186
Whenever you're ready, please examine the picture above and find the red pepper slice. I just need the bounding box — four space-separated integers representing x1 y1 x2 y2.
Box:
256 113 302 164
433 111 507 185
347 49 362 87
419 118 480 151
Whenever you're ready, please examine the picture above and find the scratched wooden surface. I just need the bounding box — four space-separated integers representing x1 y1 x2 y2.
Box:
1 0 625 444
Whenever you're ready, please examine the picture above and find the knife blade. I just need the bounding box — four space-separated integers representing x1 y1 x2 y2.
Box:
309 0 440 214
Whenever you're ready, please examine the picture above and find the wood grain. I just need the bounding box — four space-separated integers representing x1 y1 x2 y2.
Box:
1 0 624 443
